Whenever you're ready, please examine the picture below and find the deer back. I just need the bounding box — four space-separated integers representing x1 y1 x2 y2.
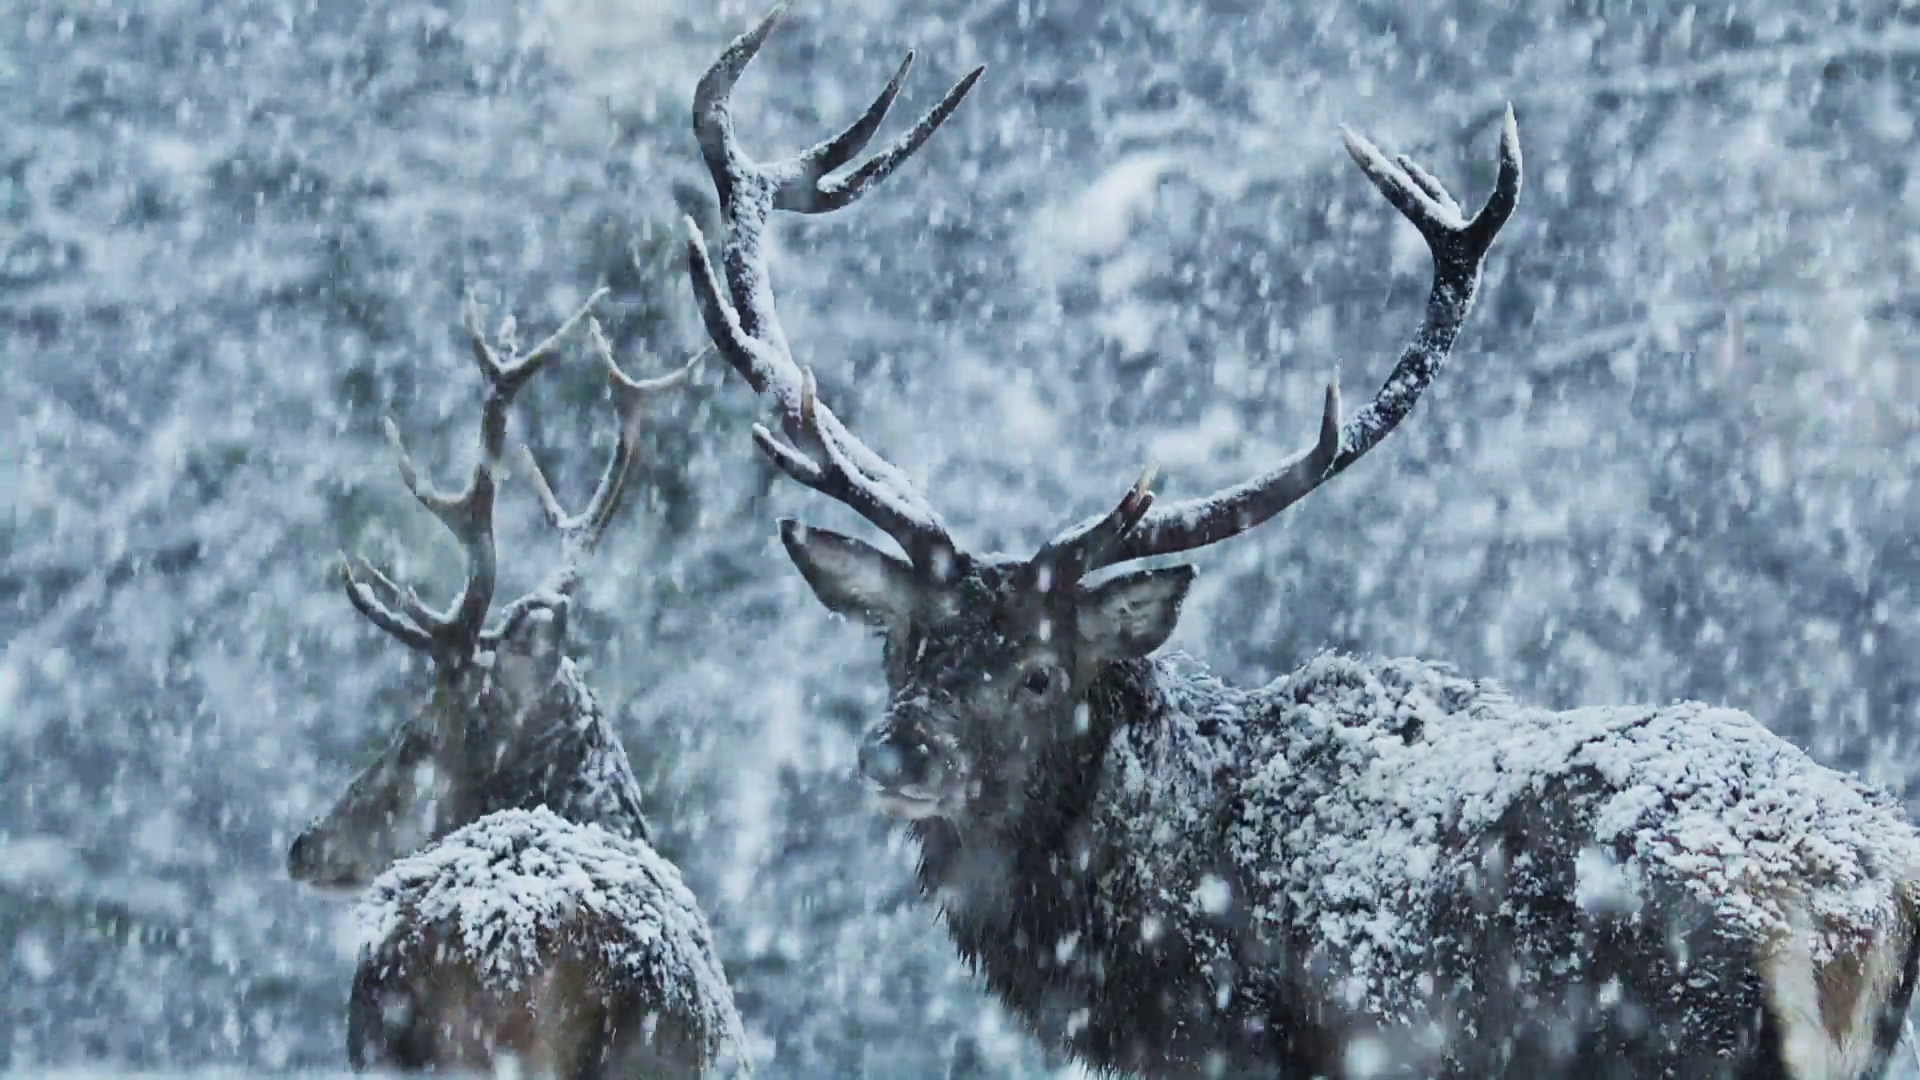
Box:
1222 652 1920 1077
348 808 745 1078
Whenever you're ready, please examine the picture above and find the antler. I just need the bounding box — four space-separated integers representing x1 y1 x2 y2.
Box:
492 326 709 643
685 3 982 578
341 290 697 662
1044 108 1524 579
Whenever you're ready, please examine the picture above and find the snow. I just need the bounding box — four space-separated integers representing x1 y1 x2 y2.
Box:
1085 653 1249 970
1226 653 1920 1019
1052 153 1182 261
356 807 744 1054
4 0 1919 1074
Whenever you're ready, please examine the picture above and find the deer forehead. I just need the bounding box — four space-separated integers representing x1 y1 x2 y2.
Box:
897 606 1073 694
906 568 1075 653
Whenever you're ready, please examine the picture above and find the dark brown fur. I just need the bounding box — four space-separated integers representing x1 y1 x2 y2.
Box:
350 906 726 1079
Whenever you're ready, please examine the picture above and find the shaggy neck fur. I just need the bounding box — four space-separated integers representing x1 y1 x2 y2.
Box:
452 660 653 846
908 656 1281 1075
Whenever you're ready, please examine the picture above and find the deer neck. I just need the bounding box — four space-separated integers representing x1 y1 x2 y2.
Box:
443 661 654 846
911 655 1257 1063
909 656 1170 930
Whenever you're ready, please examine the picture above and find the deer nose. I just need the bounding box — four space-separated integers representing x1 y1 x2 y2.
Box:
857 726 937 791
287 831 319 878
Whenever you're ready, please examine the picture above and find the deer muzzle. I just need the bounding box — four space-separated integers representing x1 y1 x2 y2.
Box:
287 827 374 893
857 708 967 820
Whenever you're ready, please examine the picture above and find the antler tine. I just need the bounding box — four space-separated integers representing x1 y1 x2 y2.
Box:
518 324 707 575
687 5 980 576
741 368 947 562
341 290 605 661
1031 466 1158 588
773 59 985 215
692 3 985 220
1068 108 1523 576
341 557 435 653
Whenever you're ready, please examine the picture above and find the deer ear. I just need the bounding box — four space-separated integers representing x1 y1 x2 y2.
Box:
495 604 569 704
1076 565 1195 662
779 519 917 627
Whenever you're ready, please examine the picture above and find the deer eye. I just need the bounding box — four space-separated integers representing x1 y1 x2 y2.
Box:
1021 668 1053 696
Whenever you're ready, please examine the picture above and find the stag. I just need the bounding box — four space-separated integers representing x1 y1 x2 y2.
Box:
683 10 1920 1079
288 293 745 1078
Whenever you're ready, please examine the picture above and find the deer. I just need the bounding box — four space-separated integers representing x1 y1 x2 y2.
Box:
286 291 747 1079
680 8 1920 1079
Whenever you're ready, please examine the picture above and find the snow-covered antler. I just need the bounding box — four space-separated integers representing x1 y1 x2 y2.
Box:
684 2 982 579
341 290 700 662
1043 109 1524 579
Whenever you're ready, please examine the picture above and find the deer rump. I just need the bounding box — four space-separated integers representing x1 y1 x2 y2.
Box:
920 654 1920 1080
347 808 743 1080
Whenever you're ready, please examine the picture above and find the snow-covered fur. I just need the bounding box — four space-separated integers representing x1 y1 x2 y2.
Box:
914 651 1920 1079
351 808 746 1078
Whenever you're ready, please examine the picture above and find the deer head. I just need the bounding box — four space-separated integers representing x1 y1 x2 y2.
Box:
687 7 1520 829
288 295 701 889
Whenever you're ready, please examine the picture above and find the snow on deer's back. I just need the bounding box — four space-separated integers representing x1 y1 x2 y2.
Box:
352 807 745 1079
1217 654 1920 1077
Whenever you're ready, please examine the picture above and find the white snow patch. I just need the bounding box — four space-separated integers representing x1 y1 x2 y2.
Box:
1573 844 1645 916
13 932 54 982
1056 153 1181 260
355 808 743 1059
1344 1034 1393 1078
1194 874 1232 916
1228 654 1920 1021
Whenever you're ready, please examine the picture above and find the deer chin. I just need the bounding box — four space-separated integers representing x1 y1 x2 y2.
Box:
873 784 967 821
287 856 377 896
294 877 371 899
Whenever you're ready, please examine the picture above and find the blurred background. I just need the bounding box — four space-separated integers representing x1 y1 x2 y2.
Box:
3 0 1917 1074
